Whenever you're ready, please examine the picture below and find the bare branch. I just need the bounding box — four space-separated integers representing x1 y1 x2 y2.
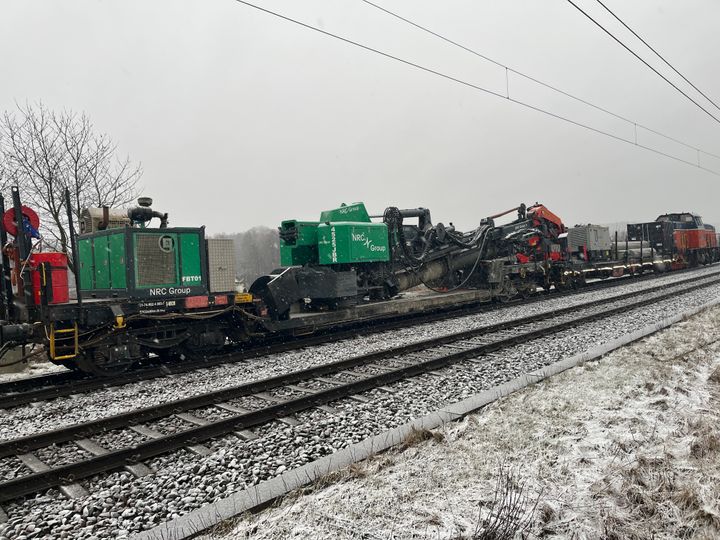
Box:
0 102 143 265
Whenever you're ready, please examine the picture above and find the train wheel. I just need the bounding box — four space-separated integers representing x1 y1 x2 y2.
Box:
179 343 223 362
73 349 134 377
553 272 572 291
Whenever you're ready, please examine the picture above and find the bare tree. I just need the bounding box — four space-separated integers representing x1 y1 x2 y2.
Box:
0 102 142 263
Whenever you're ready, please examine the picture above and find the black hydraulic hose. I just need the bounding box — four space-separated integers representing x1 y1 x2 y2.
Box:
401 226 490 294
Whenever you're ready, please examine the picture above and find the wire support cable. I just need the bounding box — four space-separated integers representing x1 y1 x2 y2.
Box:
232 0 720 177
566 0 720 125
359 0 720 161
593 0 720 114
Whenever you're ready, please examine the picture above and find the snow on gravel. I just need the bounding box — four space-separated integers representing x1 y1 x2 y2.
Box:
2 267 720 442
208 305 720 540
0 356 65 383
1 272 720 539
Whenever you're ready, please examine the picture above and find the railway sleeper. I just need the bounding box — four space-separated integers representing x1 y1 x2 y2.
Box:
227 394 301 426
129 425 212 457
74 439 152 479
17 452 88 499
214 403 260 440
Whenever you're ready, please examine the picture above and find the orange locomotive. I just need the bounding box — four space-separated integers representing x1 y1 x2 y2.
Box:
658 213 719 266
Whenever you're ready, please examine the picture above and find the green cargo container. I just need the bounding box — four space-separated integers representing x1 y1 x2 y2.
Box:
77 227 207 299
279 220 320 266
108 232 127 288
78 233 122 291
317 222 389 264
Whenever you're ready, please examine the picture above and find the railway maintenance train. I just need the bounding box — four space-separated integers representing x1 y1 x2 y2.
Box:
0 185 717 375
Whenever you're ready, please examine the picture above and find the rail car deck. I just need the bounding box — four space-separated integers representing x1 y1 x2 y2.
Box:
263 287 497 334
259 259 679 336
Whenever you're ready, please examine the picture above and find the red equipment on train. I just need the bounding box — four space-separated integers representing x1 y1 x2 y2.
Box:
1 205 69 306
29 253 69 305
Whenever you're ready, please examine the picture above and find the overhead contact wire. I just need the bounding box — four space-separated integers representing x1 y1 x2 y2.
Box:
232 0 720 177
359 0 720 161
594 0 720 114
565 0 720 125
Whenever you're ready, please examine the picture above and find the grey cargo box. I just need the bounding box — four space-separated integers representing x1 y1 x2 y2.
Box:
207 238 236 292
568 225 612 252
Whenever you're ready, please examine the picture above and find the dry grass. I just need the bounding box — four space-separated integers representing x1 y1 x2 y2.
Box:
594 388 720 538
209 517 245 537
690 430 720 459
399 427 445 451
465 465 541 540
708 366 720 384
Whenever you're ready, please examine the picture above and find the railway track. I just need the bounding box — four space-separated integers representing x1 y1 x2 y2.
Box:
0 273 718 504
0 266 716 410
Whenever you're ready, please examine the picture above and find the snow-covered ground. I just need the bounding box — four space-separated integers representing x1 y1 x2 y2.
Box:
208 306 720 540
0 356 64 383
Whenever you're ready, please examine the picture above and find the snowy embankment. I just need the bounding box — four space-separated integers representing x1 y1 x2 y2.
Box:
209 306 720 540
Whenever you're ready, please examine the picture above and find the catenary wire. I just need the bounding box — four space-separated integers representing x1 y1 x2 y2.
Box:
232 0 720 177
358 0 720 161
594 0 720 114
566 0 720 125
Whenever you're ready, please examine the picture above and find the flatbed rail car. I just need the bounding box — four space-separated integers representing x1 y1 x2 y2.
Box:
0 184 717 376
251 202 708 322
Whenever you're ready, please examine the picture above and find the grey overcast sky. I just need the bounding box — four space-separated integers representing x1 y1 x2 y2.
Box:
2 0 719 233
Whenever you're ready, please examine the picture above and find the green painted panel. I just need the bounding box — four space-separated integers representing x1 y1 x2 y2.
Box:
280 220 319 266
350 223 389 262
77 238 94 290
179 232 202 286
108 233 127 289
319 202 371 223
317 222 389 264
94 235 111 289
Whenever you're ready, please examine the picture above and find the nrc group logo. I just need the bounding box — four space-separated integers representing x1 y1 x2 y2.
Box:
352 231 386 252
158 235 175 253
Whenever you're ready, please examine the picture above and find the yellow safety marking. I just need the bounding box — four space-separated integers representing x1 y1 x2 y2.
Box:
49 322 79 361
235 292 253 304
113 315 126 329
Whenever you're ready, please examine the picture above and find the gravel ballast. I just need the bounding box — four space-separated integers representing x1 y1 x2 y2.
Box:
1 272 719 539
204 305 720 540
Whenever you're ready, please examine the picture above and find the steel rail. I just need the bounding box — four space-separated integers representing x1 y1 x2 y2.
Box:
0 267 711 408
0 273 713 457
0 273 717 456
0 276 717 502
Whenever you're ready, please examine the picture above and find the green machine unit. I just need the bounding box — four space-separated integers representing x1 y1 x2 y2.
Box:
279 221 319 266
254 202 395 319
77 227 208 299
279 202 390 266
317 222 389 264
